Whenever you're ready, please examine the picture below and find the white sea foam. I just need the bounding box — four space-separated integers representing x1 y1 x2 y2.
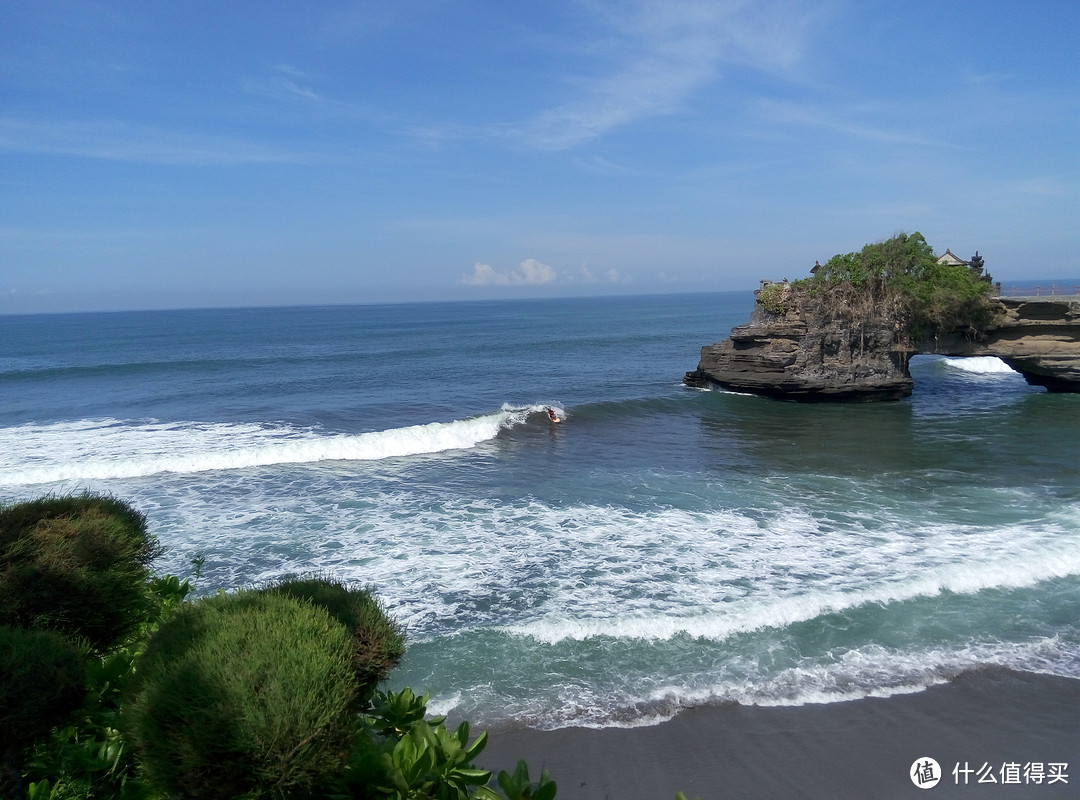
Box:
423 634 1080 731
503 536 1080 646
624 637 1078 719
944 356 1019 374
423 631 1080 731
129 478 1080 653
492 507 1080 646
425 691 464 719
0 405 551 487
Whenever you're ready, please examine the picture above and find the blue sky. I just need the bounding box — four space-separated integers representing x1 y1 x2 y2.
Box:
2 1 1077 312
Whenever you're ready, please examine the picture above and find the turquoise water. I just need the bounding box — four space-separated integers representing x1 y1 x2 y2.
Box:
2 293 1078 729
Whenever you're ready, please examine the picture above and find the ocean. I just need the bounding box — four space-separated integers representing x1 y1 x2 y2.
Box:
2 292 1078 731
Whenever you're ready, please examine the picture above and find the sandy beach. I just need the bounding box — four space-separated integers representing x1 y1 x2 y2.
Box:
479 669 1080 799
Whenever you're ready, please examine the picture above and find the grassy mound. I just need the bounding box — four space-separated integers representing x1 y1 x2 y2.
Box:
125 591 357 800
261 575 406 702
0 494 163 654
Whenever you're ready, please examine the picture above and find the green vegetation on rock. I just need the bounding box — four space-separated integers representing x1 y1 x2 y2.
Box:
757 281 790 316
783 232 998 340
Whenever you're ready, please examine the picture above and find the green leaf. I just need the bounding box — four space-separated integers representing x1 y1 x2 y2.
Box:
463 728 488 761
534 781 558 800
26 780 54 800
452 767 493 784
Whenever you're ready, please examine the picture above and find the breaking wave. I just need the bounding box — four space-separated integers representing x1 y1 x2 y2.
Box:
0 404 562 487
943 356 1019 374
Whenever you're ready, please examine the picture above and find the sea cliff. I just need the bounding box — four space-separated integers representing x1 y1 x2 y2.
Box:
685 287 1080 401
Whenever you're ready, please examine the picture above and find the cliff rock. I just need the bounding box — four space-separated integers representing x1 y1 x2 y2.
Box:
931 297 1080 392
685 290 1080 401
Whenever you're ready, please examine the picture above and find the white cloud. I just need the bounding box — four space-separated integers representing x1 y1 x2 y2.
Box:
576 263 622 283
461 258 558 286
461 259 625 287
510 0 822 150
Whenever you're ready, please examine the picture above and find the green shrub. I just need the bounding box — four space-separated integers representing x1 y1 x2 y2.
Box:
0 625 86 746
20 573 195 800
0 494 163 654
125 591 358 800
0 626 87 799
335 688 557 800
757 282 789 315
260 575 405 702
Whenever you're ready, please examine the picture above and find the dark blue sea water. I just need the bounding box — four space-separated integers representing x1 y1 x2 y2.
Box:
2 293 1078 729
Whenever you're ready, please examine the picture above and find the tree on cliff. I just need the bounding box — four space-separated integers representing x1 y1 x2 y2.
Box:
806 232 998 341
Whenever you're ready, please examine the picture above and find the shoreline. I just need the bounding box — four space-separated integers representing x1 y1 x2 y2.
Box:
478 668 1080 799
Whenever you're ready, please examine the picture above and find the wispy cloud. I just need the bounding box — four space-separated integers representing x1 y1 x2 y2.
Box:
754 99 957 148
962 70 1017 86
0 117 304 165
1012 177 1074 197
507 0 821 150
243 64 357 110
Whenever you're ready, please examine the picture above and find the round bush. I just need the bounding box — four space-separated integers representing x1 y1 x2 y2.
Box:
0 625 87 751
261 575 405 700
125 591 357 800
0 494 163 653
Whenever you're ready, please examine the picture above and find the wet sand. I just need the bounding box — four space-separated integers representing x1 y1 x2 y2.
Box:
478 669 1080 799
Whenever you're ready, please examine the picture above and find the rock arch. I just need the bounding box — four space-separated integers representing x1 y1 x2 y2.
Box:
685 296 1080 401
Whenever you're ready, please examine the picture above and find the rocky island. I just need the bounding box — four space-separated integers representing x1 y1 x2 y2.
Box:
685 234 1080 401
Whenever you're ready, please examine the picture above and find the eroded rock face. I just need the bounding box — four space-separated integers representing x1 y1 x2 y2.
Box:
685 293 1080 401
930 298 1080 392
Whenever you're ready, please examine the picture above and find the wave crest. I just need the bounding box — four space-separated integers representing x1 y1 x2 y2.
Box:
944 356 1019 375
0 405 556 486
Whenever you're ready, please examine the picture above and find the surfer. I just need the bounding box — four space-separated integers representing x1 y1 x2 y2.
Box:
546 407 561 423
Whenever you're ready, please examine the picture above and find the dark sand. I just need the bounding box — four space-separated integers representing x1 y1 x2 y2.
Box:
478 669 1080 799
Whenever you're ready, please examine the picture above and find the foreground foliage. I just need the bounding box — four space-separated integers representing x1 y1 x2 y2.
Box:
20 575 192 800
1 627 88 794
1 494 557 800
260 575 406 705
0 494 164 655
336 687 557 800
125 591 360 800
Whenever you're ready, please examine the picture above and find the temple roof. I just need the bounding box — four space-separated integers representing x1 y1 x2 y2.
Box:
936 249 970 266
